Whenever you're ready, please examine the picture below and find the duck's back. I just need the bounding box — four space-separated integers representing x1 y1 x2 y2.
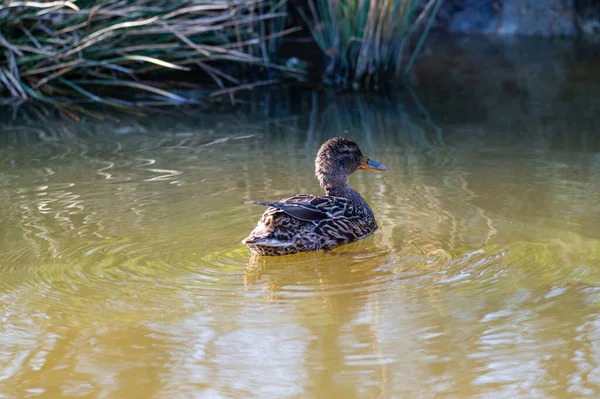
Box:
242 193 378 256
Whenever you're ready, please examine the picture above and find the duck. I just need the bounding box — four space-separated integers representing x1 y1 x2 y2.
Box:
242 137 387 256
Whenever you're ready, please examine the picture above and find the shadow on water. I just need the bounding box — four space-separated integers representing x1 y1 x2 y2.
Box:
2 36 600 397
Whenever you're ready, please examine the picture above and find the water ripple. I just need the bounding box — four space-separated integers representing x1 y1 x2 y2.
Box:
2 106 600 398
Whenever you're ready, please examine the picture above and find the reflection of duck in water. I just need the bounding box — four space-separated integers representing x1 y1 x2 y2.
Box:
242 137 387 256
243 248 393 398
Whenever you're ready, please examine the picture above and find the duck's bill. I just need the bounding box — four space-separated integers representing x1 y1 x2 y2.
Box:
359 158 387 171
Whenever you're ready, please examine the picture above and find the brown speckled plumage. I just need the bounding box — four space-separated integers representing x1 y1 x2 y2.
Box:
242 137 386 256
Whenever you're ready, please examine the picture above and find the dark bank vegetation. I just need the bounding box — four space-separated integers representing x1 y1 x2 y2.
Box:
0 0 440 117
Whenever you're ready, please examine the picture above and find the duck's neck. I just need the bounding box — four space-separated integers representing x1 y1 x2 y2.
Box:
319 173 374 219
323 181 353 198
320 175 367 206
319 172 347 196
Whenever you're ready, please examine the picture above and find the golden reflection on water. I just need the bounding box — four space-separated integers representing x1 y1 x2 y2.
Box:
1 97 600 398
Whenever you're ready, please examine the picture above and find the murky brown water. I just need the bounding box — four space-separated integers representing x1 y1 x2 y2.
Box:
2 79 600 398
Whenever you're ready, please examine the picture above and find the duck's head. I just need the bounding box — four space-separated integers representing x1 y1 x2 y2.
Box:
315 137 386 191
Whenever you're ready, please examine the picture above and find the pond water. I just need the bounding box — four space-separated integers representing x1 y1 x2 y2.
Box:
2 44 600 398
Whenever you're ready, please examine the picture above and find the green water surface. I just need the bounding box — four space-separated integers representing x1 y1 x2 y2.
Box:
1 87 600 398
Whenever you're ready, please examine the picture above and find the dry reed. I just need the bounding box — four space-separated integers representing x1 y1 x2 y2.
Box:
0 0 303 117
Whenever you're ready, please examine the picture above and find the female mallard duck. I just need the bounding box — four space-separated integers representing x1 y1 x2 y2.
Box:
242 137 387 256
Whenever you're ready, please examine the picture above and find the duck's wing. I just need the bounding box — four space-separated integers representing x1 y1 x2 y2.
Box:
246 195 353 223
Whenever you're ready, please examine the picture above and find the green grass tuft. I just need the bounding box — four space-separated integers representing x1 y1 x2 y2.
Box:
300 0 442 89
